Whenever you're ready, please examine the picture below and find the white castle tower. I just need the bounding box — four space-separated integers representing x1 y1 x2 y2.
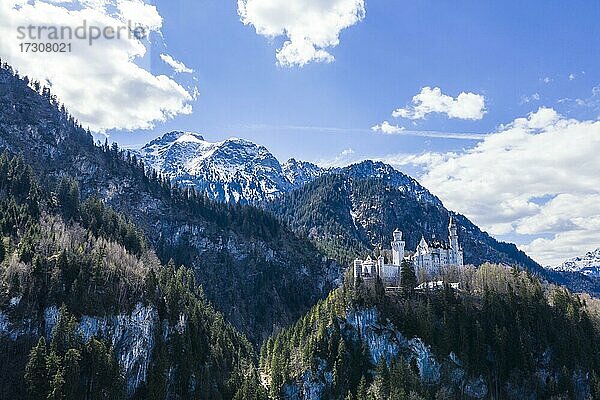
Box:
391 229 405 266
448 215 462 265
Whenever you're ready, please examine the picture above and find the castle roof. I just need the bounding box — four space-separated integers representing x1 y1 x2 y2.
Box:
429 239 449 250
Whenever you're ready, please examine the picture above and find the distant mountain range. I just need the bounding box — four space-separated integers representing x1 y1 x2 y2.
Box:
135 131 438 207
550 249 600 277
135 132 541 271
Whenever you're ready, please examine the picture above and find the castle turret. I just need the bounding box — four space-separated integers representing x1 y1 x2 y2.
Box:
377 256 385 279
448 215 460 264
353 259 363 281
391 229 405 266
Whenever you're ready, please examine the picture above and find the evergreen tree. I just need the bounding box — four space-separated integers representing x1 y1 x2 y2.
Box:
48 368 66 400
375 358 390 399
400 260 417 296
57 176 80 220
62 349 82 399
357 375 368 400
332 338 348 394
25 337 49 400
51 305 80 356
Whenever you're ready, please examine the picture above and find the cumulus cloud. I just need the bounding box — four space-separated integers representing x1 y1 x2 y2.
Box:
160 54 194 74
371 121 405 134
392 87 487 120
400 107 600 266
0 0 195 132
117 0 162 30
237 0 365 67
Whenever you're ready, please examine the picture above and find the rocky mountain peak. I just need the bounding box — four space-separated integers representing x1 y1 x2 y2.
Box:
551 249 600 277
136 131 329 204
147 131 205 146
282 158 323 188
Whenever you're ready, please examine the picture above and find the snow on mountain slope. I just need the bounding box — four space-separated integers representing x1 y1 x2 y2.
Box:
282 158 323 187
551 249 600 277
137 131 322 204
137 132 449 207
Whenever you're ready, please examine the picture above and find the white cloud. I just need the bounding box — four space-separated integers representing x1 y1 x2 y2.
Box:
237 0 365 67
160 53 194 74
317 147 360 168
569 73 576 81
510 106 560 129
401 107 600 266
0 0 195 132
371 121 405 134
542 76 552 84
117 0 162 30
520 92 540 104
392 87 487 120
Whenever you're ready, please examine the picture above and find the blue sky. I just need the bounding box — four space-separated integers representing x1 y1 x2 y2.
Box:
1 0 599 266
109 0 599 163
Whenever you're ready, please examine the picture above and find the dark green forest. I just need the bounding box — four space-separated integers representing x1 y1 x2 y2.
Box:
261 266 600 399
0 151 265 399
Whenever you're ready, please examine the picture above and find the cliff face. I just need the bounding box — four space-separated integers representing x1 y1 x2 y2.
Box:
1 304 156 395
282 307 488 400
345 308 487 398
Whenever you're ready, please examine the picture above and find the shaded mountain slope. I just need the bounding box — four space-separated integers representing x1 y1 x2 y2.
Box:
0 63 340 345
265 171 542 273
0 152 265 399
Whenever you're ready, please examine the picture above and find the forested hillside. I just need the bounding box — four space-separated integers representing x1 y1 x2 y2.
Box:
0 62 340 345
262 265 600 399
0 152 266 399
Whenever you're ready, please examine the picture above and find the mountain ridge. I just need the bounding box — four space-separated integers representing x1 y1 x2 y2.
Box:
263 171 544 275
122 124 600 295
551 249 600 277
0 63 340 346
135 131 323 204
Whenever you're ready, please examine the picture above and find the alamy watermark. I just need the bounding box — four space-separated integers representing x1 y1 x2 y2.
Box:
16 20 149 53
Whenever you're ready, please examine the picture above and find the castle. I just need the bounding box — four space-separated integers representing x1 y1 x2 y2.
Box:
353 216 464 286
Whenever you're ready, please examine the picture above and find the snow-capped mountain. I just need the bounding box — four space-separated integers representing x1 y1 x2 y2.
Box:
551 249 600 277
136 131 322 204
136 132 453 207
282 158 323 187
